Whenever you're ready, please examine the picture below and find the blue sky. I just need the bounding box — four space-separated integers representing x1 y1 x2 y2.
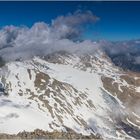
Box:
0 1 140 41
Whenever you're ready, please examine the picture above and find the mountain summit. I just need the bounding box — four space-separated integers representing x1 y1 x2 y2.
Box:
0 51 140 139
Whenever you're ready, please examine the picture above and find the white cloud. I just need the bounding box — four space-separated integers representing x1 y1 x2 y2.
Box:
0 11 100 62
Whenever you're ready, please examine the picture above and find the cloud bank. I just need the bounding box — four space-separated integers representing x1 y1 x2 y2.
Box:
0 10 140 72
0 11 100 62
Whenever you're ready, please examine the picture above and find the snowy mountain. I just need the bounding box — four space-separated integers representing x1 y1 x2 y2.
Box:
0 51 140 139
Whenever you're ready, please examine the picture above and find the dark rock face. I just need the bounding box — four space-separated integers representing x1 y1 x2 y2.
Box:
0 129 101 139
118 121 140 139
0 57 5 67
109 53 140 72
0 83 6 96
102 39 140 72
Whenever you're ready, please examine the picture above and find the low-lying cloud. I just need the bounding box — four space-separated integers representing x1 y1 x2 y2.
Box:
0 10 100 62
0 10 140 72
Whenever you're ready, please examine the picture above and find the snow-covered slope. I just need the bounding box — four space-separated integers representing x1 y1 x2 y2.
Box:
0 52 140 139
